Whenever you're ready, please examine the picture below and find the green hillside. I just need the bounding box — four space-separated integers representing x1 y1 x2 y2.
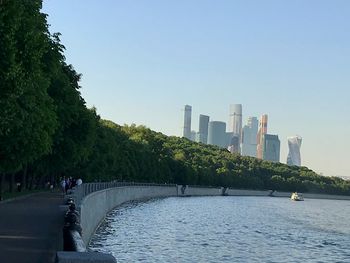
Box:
79 121 350 195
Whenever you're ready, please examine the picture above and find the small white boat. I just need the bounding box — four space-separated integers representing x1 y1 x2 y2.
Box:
291 192 304 201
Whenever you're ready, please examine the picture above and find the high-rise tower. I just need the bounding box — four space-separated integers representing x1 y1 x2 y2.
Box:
208 121 226 148
182 105 192 140
287 135 302 166
197 114 209 144
262 134 280 162
229 104 242 153
229 104 242 135
257 114 268 159
241 116 258 157
227 134 240 154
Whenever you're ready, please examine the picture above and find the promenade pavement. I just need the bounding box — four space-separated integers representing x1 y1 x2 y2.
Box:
0 192 64 263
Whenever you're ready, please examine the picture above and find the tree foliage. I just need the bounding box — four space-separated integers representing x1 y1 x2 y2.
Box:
77 122 350 196
0 0 57 175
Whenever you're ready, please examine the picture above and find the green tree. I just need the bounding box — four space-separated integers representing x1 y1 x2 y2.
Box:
0 0 57 195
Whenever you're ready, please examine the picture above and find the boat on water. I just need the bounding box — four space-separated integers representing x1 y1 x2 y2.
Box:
291 192 304 201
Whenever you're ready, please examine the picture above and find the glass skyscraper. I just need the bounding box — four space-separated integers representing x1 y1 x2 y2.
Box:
228 104 242 153
227 134 240 154
229 104 242 135
196 114 209 144
257 114 268 159
262 134 280 162
208 121 226 148
287 135 302 166
241 116 258 157
182 105 192 140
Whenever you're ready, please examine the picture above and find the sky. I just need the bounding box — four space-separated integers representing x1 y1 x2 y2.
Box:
42 0 350 177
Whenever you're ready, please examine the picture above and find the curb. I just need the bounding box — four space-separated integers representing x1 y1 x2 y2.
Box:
0 191 49 204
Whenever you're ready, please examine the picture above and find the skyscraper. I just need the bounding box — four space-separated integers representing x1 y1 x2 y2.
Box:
241 117 258 157
182 105 192 140
227 134 240 154
229 104 242 134
257 114 268 159
262 134 280 162
229 104 242 153
287 135 302 166
208 121 226 148
197 114 209 144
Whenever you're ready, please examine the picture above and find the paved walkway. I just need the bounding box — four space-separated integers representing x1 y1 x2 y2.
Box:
0 192 64 263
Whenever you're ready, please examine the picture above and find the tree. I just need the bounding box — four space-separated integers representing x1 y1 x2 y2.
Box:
0 0 57 195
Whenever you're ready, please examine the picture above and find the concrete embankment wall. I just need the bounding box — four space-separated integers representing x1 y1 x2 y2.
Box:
302 193 350 200
264 191 350 200
181 186 222 196
181 186 279 197
79 185 350 245
183 187 350 200
227 190 350 200
80 186 177 244
227 189 270 196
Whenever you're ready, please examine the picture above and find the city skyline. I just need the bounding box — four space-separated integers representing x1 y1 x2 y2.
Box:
43 1 350 177
182 104 282 163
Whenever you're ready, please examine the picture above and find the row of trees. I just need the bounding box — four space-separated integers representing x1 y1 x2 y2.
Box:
0 0 97 196
1 0 350 199
82 123 350 195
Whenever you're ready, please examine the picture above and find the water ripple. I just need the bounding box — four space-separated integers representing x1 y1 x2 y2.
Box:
89 196 350 262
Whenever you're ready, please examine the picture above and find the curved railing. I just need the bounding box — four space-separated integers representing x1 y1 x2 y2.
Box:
68 182 177 206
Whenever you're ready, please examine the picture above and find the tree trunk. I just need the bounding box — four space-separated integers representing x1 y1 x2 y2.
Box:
22 165 27 191
0 173 4 201
39 174 46 189
29 173 34 190
50 174 54 185
8 173 15 193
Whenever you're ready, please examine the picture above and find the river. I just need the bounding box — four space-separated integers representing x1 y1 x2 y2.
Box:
89 196 350 262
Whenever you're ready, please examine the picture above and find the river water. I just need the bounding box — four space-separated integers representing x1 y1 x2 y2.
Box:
89 196 350 262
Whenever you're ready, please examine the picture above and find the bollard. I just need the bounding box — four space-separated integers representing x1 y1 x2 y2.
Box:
63 201 85 252
181 185 186 195
221 187 228 196
65 197 74 205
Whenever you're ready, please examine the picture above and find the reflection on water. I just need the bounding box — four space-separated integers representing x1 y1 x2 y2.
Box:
89 197 350 262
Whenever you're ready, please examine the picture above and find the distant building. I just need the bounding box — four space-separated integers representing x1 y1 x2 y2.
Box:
227 134 240 154
225 132 233 147
257 114 268 159
182 105 192 140
229 104 242 135
287 135 302 166
196 114 209 144
229 104 242 152
241 117 258 157
262 134 280 162
190 130 197 142
208 121 226 148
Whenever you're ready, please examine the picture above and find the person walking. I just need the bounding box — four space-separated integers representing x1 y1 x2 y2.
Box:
60 178 66 194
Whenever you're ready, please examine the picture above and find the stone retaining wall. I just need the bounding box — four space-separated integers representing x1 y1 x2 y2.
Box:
79 186 177 245
79 185 350 245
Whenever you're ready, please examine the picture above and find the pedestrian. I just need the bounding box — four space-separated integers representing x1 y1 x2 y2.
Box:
60 178 66 194
76 178 83 186
65 177 70 194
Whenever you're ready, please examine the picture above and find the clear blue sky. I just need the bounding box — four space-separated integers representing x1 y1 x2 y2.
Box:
42 0 350 177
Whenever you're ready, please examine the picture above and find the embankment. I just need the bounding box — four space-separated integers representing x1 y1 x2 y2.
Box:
79 184 350 246
79 185 177 244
